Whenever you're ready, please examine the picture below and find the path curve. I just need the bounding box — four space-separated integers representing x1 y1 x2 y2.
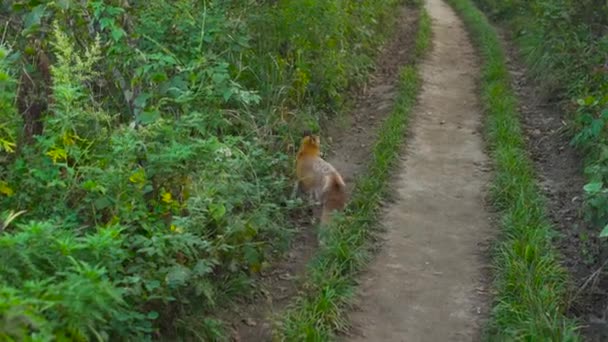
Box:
345 0 492 340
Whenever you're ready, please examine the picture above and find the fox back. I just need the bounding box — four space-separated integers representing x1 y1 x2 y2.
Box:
295 133 347 225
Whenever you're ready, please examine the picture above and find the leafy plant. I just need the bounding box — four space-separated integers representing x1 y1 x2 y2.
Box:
0 0 405 339
474 0 608 238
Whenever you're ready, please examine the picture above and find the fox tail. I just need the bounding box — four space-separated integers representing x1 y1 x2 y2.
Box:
320 173 347 225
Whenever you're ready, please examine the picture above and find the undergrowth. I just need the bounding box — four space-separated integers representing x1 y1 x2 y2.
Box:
471 0 608 239
276 6 430 340
446 0 581 340
0 0 403 340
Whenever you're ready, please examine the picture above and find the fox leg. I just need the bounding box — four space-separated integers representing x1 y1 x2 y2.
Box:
292 180 319 210
312 188 323 207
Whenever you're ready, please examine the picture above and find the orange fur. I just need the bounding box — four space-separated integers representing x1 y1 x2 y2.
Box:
294 133 347 225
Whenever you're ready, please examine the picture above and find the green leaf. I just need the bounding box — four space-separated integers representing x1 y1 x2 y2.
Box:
583 181 603 194
137 110 160 125
94 197 112 210
99 18 114 30
211 72 228 85
145 280 160 292
584 95 598 106
243 245 260 266
24 5 46 31
192 260 212 276
600 224 608 238
590 119 604 138
56 0 71 10
147 311 159 320
166 265 191 288
194 280 215 304
82 180 98 191
209 203 226 222
222 89 233 102
133 92 151 109
111 27 126 42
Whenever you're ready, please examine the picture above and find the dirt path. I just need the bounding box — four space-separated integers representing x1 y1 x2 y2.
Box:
224 6 421 341
344 0 493 341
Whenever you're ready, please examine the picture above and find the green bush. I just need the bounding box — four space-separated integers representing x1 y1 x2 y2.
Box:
243 0 400 113
0 0 403 339
473 0 608 236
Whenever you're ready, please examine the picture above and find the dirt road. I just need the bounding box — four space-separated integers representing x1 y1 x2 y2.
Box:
345 0 493 340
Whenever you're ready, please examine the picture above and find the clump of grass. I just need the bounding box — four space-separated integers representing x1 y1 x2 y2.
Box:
274 7 432 340
415 9 432 59
446 0 581 340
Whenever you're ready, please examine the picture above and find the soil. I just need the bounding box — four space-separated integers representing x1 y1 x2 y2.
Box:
343 0 493 341
501 30 608 342
325 8 420 188
221 5 421 342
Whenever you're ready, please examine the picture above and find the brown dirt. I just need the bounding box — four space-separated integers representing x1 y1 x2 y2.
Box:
325 8 420 189
501 31 608 342
343 0 493 341
221 5 421 342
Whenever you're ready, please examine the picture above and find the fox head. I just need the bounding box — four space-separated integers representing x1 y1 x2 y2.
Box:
298 130 321 156
301 130 320 147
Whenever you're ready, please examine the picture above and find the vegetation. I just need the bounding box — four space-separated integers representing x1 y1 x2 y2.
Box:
0 0 403 340
277 6 430 340
472 0 608 237
446 0 581 340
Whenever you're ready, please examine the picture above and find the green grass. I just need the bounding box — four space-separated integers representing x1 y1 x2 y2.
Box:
445 0 581 340
274 7 431 341
476 0 608 247
415 9 432 59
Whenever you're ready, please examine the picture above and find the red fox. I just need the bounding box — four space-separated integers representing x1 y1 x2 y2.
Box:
292 131 347 225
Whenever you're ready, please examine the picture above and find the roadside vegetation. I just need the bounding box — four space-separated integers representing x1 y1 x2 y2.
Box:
471 0 608 338
446 0 581 340
277 4 431 340
475 0 608 242
0 0 404 340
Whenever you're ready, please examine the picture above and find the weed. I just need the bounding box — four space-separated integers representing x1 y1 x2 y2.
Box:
416 9 432 59
472 0 608 238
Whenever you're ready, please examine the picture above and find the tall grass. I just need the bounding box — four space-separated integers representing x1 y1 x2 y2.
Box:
275 6 431 340
445 0 581 340
471 0 608 236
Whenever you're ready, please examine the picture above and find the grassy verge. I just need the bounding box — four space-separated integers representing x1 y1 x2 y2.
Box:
415 9 432 59
445 0 580 340
274 7 431 341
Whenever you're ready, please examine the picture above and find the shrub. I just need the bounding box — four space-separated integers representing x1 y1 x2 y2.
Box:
473 0 608 236
0 0 403 339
